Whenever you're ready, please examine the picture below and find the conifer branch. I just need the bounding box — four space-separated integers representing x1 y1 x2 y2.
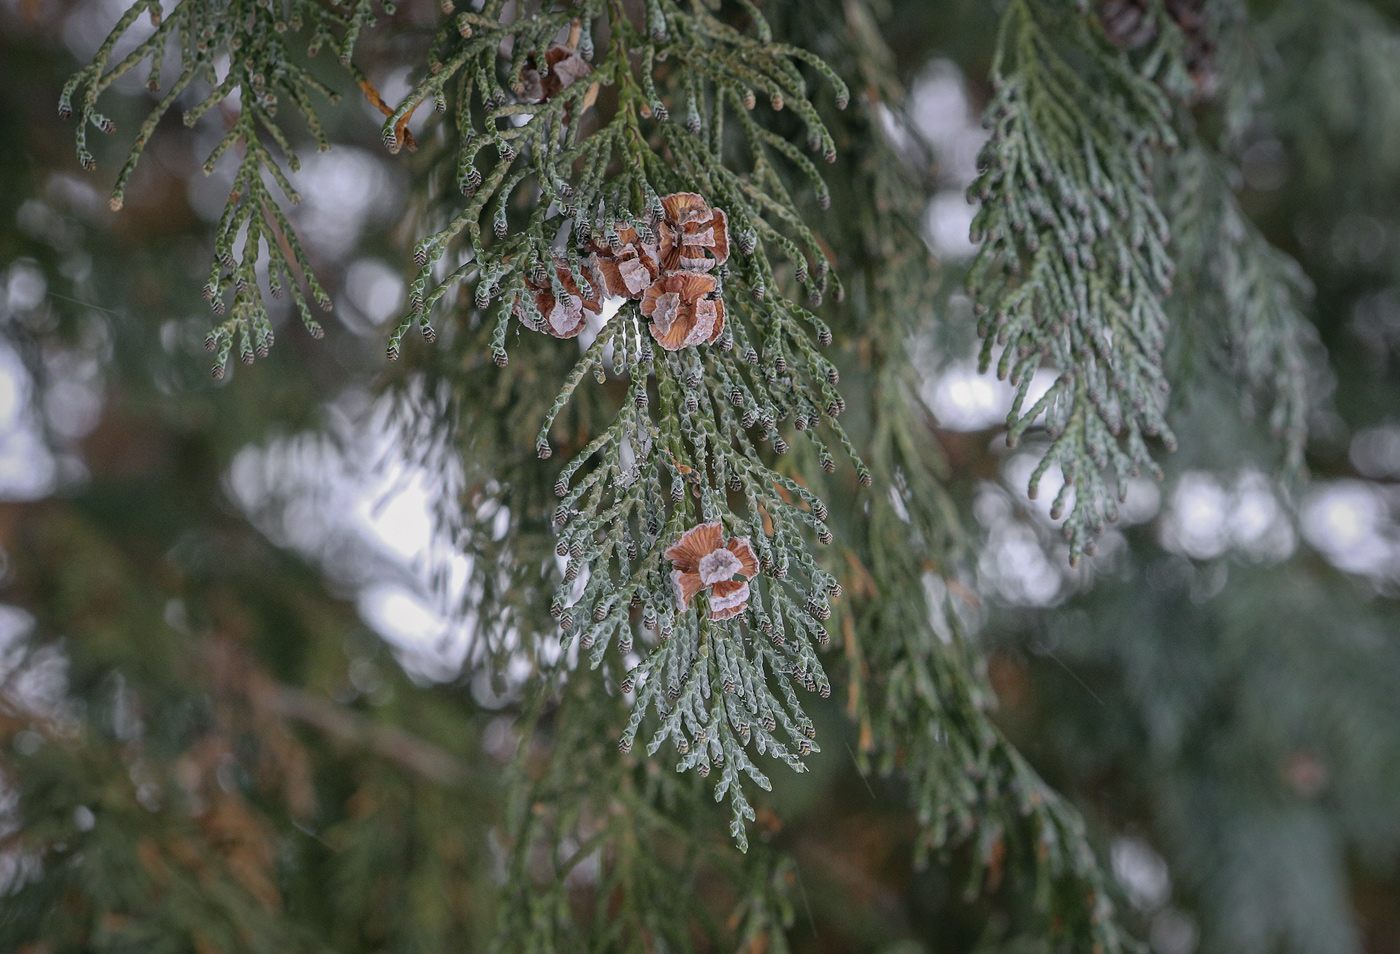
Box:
492 674 796 952
821 22 1138 944
387 1 856 840
1169 146 1315 472
969 0 1182 565
61 0 360 375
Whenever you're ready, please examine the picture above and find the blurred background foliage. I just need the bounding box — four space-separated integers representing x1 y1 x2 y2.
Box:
2 0 1400 953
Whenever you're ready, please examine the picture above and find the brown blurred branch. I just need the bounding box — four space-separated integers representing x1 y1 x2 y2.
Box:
265 685 470 787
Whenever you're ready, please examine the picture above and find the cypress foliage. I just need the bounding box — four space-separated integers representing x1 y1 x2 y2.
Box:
1 0 1399 952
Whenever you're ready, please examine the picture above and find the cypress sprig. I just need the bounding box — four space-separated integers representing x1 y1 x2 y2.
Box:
1170 146 1315 472
820 20 1140 944
386 1 856 840
968 0 1182 565
493 673 798 953
62 0 364 376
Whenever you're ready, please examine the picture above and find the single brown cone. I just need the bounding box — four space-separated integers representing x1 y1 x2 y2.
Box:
514 259 602 339
665 522 759 621
641 271 725 351
587 226 662 299
657 192 730 272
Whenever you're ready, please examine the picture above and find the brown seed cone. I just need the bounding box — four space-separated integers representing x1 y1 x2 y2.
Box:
587 226 662 299
514 259 602 339
520 40 593 104
1098 0 1216 99
641 271 725 351
657 192 730 272
665 522 759 620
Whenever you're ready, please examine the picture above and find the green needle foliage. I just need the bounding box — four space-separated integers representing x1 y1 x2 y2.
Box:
1169 144 1315 472
383 0 863 841
64 0 868 843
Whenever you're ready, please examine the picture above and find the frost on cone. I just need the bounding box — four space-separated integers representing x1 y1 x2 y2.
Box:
666 522 759 621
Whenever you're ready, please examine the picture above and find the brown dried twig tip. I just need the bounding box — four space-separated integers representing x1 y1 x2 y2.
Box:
359 76 418 153
666 522 759 621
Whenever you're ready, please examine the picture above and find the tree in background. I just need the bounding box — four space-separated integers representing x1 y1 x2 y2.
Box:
1 0 1399 952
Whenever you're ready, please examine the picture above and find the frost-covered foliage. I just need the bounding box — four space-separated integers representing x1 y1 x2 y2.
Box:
380 0 863 842
967 0 1185 565
59 0 373 371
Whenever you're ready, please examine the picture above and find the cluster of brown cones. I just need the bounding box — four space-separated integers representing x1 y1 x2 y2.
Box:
515 193 732 350
593 192 731 351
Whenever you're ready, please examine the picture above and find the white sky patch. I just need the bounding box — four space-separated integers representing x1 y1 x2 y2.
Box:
1161 472 1231 560
357 584 471 684
228 393 479 682
0 344 57 501
979 519 1065 606
1350 424 1400 479
344 259 406 329
292 149 404 261
923 358 1057 433
905 59 988 262
0 605 36 655
1119 477 1163 526
972 481 1077 607
354 467 436 566
43 347 105 441
924 192 978 260
1112 836 1172 913
975 459 1161 607
1160 470 1296 563
0 349 23 431
909 60 984 188
5 261 47 313
579 295 626 352
1299 481 1397 577
926 362 1004 430
1227 470 1296 560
